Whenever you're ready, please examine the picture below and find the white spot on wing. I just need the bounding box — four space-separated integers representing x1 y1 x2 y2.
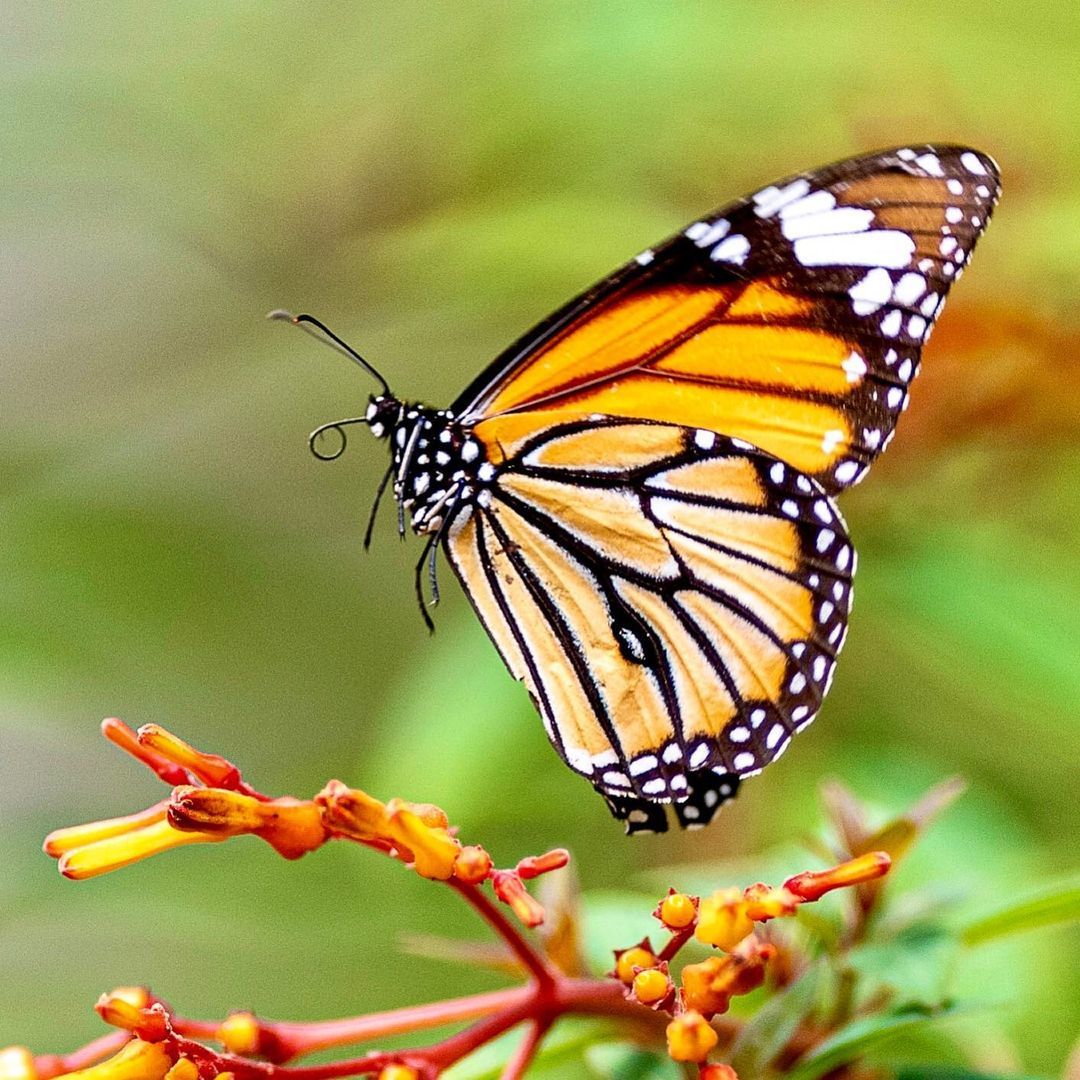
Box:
710 234 750 264
880 309 902 337
914 152 944 176
961 151 988 176
780 205 874 241
841 351 867 383
849 267 893 315
753 178 811 217
794 230 915 269
892 271 926 307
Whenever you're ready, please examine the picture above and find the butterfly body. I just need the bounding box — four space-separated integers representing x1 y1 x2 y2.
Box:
323 145 1000 833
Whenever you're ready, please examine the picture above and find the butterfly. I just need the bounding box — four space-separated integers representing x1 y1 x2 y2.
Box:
281 144 1000 834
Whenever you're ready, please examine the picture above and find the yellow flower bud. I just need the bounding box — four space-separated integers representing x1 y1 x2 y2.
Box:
633 968 670 1005
694 888 754 950
659 892 697 929
615 946 656 984
453 845 494 884
217 1012 260 1056
666 1010 718 1063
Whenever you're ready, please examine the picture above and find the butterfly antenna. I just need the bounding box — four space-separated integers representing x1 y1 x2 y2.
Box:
268 309 391 396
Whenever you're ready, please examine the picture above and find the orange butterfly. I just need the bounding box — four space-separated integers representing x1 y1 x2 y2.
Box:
284 145 1000 833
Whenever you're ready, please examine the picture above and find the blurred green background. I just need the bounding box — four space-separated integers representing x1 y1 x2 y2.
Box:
2 1 1077 1073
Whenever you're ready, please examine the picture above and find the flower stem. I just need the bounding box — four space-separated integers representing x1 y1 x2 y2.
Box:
498 1019 550 1080
448 878 557 986
250 987 532 1060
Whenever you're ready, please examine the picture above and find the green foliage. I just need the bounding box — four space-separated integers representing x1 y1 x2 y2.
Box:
2 1 1078 1076
959 876 1080 947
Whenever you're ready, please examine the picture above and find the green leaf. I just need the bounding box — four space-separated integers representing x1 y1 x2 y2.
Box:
784 1004 970 1080
960 876 1080 946
585 1043 682 1079
896 1068 1051 1080
729 960 826 1075
847 923 958 1008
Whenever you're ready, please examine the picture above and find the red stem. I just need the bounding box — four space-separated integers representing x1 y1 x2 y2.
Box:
179 987 532 1061
658 926 696 964
447 878 556 987
498 1019 550 1080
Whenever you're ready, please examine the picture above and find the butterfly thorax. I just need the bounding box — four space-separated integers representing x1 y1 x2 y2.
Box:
366 394 489 536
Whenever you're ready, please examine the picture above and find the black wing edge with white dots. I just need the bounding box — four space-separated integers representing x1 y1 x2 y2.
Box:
452 145 1001 499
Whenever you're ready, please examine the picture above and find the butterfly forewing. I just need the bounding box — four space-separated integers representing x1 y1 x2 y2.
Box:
444 418 853 832
455 145 1000 496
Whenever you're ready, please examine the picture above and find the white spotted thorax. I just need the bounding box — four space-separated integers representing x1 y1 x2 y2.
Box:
365 395 487 536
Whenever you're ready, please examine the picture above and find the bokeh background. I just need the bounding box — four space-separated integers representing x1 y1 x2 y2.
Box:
2 2 1077 1073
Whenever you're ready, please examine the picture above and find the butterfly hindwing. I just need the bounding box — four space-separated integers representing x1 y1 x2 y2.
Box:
455 145 1000 496
443 418 854 831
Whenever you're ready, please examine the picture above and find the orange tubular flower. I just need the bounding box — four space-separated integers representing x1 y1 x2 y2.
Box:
168 787 327 860
44 806 225 881
783 851 891 901
316 782 459 880
59 1041 171 1080
491 870 546 928
680 938 774 1017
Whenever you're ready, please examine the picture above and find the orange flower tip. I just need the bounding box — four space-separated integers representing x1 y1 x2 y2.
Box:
516 848 570 880
614 945 657 984
492 871 546 927
783 851 892 901
56 819 219 880
741 884 799 921
95 989 162 1036
44 804 170 859
217 1013 260 1056
62 1040 172 1080
162 1063 197 1080
136 725 240 790
632 968 672 1005
453 845 494 884
168 787 268 834
666 1011 718 1063
101 719 191 786
700 1065 739 1080
659 892 698 930
390 807 459 880
0 1047 37 1080
212 1073 235 1080
377 1066 420 1080
694 889 755 951
395 801 449 831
